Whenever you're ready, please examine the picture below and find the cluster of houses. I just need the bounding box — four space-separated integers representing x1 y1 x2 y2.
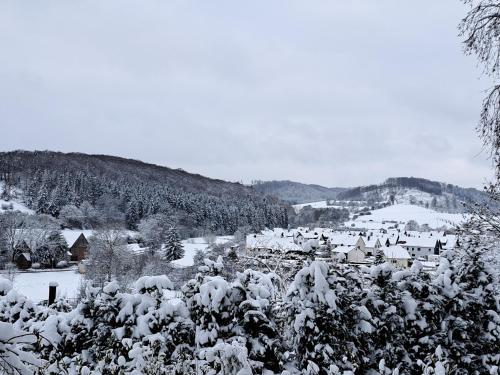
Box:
246 227 459 269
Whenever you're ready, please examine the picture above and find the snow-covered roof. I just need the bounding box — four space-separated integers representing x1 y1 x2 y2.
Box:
383 245 411 260
399 236 438 248
439 235 457 249
365 237 381 248
246 234 303 252
329 234 363 246
333 246 357 254
61 230 94 248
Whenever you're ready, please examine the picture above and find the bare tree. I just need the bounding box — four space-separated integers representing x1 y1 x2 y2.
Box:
86 229 129 286
460 0 500 177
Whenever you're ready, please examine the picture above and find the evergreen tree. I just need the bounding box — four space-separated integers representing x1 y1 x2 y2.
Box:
427 239 500 373
164 226 184 261
374 247 385 265
284 261 365 374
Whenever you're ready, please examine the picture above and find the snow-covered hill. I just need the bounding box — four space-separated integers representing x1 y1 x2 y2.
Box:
337 177 487 212
345 204 467 229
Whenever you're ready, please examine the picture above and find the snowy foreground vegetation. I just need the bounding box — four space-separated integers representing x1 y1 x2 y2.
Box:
0 236 498 374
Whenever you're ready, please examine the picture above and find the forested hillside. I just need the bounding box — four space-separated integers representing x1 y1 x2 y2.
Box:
0 151 288 236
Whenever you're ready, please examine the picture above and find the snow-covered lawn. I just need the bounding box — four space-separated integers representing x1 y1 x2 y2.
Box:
6 235 234 303
9 269 83 303
173 236 234 267
347 204 467 228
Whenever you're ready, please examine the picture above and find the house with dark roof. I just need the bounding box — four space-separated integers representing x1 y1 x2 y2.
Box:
14 241 32 269
69 233 90 262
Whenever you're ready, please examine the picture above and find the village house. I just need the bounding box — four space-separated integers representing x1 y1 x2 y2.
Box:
398 236 441 259
364 237 382 256
382 245 412 268
69 233 90 262
14 241 32 270
328 233 366 253
333 245 365 263
439 234 459 250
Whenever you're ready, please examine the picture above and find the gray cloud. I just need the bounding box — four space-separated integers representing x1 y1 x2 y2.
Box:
0 0 493 188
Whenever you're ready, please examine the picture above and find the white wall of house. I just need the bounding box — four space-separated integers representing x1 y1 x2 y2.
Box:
347 248 365 263
386 257 409 268
403 245 435 259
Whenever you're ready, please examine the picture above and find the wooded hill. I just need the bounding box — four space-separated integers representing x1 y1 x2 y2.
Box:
0 151 288 236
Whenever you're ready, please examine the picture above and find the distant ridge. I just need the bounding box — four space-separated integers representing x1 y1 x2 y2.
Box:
254 177 489 213
252 180 347 204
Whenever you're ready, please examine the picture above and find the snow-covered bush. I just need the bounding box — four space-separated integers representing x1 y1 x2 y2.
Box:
55 261 68 268
183 257 284 374
34 275 195 374
0 322 44 375
284 261 365 373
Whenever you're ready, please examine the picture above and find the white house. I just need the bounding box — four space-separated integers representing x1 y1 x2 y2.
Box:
399 236 441 259
329 234 366 253
383 245 412 268
333 246 365 263
439 234 458 250
364 237 382 256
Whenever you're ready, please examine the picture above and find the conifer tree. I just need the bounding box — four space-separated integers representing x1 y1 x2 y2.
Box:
164 226 184 261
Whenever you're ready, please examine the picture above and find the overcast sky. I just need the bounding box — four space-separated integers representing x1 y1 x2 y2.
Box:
0 1 494 188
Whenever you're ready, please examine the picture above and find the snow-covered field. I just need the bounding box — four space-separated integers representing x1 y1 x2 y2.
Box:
10 269 83 303
347 204 467 228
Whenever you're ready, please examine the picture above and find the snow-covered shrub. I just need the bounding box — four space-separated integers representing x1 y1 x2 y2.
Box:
427 243 500 373
284 261 365 373
0 322 44 375
55 261 68 268
199 339 252 375
235 269 283 372
183 257 284 374
35 275 195 374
